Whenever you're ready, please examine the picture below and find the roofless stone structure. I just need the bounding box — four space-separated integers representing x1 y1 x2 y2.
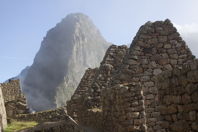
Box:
67 19 197 132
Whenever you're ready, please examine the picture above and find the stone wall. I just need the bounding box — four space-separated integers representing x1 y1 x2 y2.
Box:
15 107 67 123
87 45 128 108
0 80 29 119
67 19 197 132
20 118 85 132
0 86 7 130
67 68 99 124
67 45 128 130
106 19 194 132
5 99 29 118
156 60 198 132
102 83 146 132
1 80 25 102
67 68 102 131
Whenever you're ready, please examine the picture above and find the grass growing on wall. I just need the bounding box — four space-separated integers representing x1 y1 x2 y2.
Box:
4 121 38 132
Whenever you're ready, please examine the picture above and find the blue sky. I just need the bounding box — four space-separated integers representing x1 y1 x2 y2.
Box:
0 0 198 82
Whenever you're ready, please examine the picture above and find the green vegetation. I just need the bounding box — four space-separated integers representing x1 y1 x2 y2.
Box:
4 121 38 132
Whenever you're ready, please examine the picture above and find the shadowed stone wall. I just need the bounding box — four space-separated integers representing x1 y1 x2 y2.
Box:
67 68 99 128
1 80 25 103
87 45 128 108
19 119 85 132
15 107 67 123
102 83 145 132
67 19 197 132
156 60 198 132
0 80 29 118
67 45 128 130
105 19 194 132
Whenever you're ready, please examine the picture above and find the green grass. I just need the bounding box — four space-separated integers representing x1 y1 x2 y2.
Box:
4 121 38 132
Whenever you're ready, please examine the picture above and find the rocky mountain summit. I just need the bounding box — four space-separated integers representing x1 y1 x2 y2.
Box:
20 13 110 111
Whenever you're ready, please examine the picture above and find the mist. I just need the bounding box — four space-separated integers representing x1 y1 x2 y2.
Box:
20 13 110 111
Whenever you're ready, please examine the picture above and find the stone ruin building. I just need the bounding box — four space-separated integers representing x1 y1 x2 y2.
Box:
67 19 198 132
0 80 29 118
0 79 28 131
0 80 87 132
0 19 197 132
67 45 128 129
0 84 7 131
156 60 198 132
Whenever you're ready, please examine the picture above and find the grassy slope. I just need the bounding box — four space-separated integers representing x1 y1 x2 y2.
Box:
4 121 38 132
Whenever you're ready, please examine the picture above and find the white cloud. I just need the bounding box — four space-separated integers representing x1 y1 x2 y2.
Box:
175 23 198 34
174 23 198 57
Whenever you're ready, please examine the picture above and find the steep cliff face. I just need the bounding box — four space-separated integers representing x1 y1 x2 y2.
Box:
21 13 110 111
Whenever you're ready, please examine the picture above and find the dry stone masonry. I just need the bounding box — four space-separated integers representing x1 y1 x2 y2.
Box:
0 80 29 119
67 68 99 121
67 68 103 131
0 19 197 132
102 19 194 132
102 83 146 132
20 119 85 132
15 107 68 123
67 45 128 130
156 60 198 132
0 85 7 131
87 45 128 108
1 80 25 102
67 19 197 132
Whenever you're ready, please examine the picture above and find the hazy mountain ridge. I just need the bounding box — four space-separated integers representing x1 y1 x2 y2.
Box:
21 13 110 111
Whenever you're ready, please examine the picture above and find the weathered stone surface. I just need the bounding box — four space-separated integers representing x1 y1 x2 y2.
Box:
153 69 162 75
67 19 196 132
19 118 85 132
191 92 198 102
170 120 188 132
67 45 128 131
0 80 29 119
167 105 177 114
192 122 198 131
157 60 198 132
67 68 98 122
15 107 68 123
181 94 191 104
1 80 25 103
189 111 196 121
0 85 7 130
5 100 29 118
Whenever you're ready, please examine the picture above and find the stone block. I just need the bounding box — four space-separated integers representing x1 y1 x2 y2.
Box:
191 92 198 102
164 44 171 49
158 36 167 42
170 120 188 132
181 94 191 104
146 94 154 100
153 69 162 75
159 121 169 128
189 111 196 121
134 118 145 125
192 122 198 131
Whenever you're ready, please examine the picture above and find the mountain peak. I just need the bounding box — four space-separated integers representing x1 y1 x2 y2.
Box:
65 13 90 20
58 13 95 28
21 13 110 111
